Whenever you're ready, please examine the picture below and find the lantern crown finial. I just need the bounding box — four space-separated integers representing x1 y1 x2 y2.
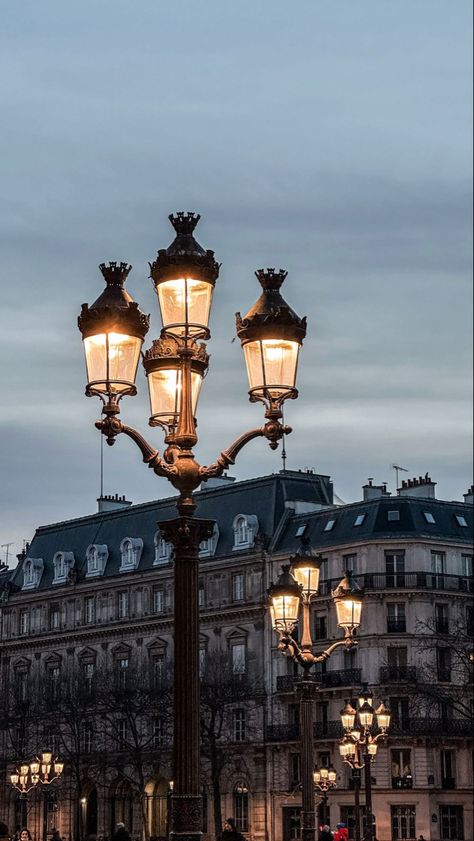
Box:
169 211 201 236
255 268 288 291
236 268 307 344
150 213 220 286
98 261 132 286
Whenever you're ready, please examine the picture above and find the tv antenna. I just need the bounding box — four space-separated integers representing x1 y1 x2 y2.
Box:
1 543 14 567
392 464 409 489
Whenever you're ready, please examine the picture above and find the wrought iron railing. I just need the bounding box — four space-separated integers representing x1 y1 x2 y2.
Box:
276 668 362 692
380 666 417 683
265 716 471 742
316 572 473 596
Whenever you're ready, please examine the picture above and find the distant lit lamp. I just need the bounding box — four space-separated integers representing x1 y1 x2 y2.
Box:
267 565 302 635
332 571 363 635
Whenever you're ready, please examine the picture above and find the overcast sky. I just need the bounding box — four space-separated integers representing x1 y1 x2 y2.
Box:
0 1 472 563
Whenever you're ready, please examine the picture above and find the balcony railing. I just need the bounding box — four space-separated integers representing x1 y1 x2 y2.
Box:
265 717 471 742
317 572 473 596
276 668 362 693
380 666 417 683
387 619 407 633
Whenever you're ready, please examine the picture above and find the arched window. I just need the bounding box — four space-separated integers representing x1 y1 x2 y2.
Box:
154 531 171 565
119 537 143 572
199 523 220 559
21 557 44 590
232 515 258 550
233 782 249 833
85 545 108 578
52 552 75 584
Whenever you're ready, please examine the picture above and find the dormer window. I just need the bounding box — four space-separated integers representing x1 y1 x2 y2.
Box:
323 519 336 532
85 544 108 578
199 523 220 559
232 515 259 550
154 531 172 565
119 537 143 572
52 552 75 584
455 515 468 528
22 557 44 590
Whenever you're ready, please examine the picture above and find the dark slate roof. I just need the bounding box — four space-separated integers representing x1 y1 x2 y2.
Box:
8 470 333 591
276 496 474 554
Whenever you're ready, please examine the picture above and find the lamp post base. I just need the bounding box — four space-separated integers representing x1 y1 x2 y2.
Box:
170 795 202 841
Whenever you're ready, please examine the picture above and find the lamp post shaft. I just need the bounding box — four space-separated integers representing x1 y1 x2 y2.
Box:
299 679 316 841
353 767 361 841
363 751 374 841
160 516 215 841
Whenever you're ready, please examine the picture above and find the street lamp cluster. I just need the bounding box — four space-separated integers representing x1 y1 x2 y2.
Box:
10 752 64 794
267 550 363 841
78 212 307 841
339 688 391 841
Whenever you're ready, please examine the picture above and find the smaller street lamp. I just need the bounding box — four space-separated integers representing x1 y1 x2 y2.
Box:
267 553 364 841
10 752 64 829
339 688 391 841
313 766 337 827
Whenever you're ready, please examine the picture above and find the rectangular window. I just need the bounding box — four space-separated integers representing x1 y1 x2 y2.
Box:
282 807 301 841
391 805 416 840
19 611 29 636
231 643 246 678
82 721 94 754
153 588 165 614
117 719 127 747
318 751 330 768
289 753 301 787
389 697 410 731
49 605 60 630
295 524 307 538
343 554 357 573
152 717 164 748
199 646 206 677
48 667 61 703
387 603 406 633
391 749 412 788
431 551 446 575
152 654 165 688
441 749 456 789
15 672 28 703
437 647 451 682
435 603 449 634
233 708 246 742
353 514 366 527
387 647 408 680
117 591 129 619
385 553 405 587
198 583 205 607
455 515 468 527
323 519 336 532
232 573 245 602
387 510 400 522
116 657 129 689
439 805 464 840
461 554 473 577
423 511 436 524
315 614 327 639
83 662 95 697
84 596 95 624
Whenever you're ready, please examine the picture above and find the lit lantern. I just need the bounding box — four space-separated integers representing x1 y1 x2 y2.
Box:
143 336 208 428
367 742 378 757
290 551 322 601
78 263 149 397
31 774 40 785
313 770 321 785
358 684 373 708
236 269 307 405
358 701 375 729
328 768 337 784
267 565 302 635
332 571 363 633
320 767 329 780
30 760 40 775
10 773 19 786
150 213 219 339
54 761 64 776
338 740 356 759
375 702 391 732
20 765 29 777
340 702 357 731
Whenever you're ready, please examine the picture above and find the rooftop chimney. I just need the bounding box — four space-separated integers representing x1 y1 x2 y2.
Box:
463 485 474 505
362 479 391 501
397 474 436 499
97 493 133 513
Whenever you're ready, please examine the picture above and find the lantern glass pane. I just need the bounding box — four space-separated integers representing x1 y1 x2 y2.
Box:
367 743 378 756
84 333 141 392
341 709 356 730
20 765 29 776
313 771 321 783
270 594 300 633
147 368 202 426
376 709 391 730
157 277 213 337
328 770 337 783
359 709 374 728
30 761 40 775
335 597 362 630
243 339 300 397
292 564 320 597
320 768 329 779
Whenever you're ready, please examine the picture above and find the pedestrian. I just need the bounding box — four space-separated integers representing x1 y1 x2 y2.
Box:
18 831 32 841
220 818 246 841
112 824 131 841
334 823 348 841
319 825 333 841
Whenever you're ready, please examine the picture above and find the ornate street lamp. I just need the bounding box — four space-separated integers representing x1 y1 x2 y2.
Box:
267 548 364 841
10 752 64 827
313 766 337 827
78 212 306 841
338 689 391 841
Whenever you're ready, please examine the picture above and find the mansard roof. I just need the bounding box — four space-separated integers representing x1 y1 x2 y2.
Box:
275 495 474 555
8 470 333 590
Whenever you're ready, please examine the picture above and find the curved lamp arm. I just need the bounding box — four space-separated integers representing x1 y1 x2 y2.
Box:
95 417 177 482
200 420 292 480
277 633 357 668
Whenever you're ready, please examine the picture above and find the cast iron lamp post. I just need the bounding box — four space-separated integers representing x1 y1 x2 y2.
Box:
267 552 363 841
78 212 307 841
10 752 64 826
339 687 391 841
313 766 337 828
